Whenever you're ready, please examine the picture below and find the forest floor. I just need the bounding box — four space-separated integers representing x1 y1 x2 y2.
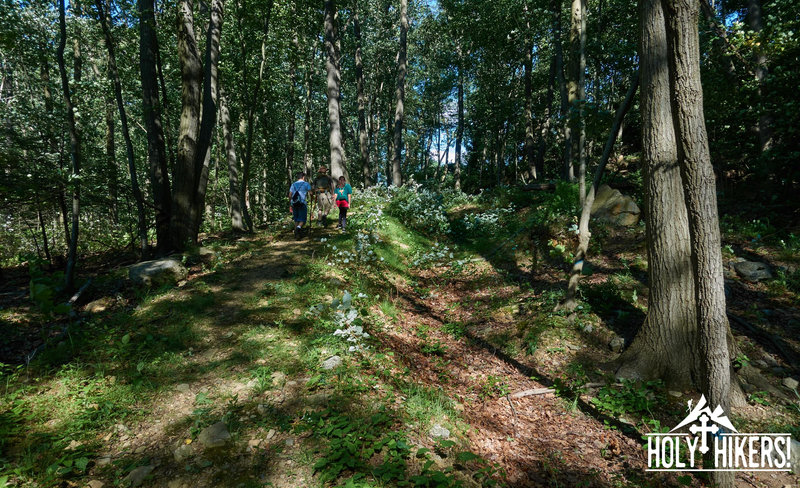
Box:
1 201 799 488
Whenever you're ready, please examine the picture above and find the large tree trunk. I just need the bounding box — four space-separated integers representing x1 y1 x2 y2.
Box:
139 0 172 254
568 0 587 195
219 84 244 231
664 0 732 481
191 0 224 238
324 0 348 181
97 0 148 257
172 0 203 249
392 0 408 187
616 0 701 390
354 1 371 186
57 0 81 292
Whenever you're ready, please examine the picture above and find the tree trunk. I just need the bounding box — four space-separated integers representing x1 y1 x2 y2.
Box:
172 0 203 249
537 50 557 177
191 0 224 238
664 0 732 481
569 0 587 196
240 0 273 232
391 0 408 187
616 0 700 389
747 0 773 153
554 0 572 181
560 71 639 312
98 0 148 256
303 44 314 176
324 0 348 181
139 0 172 254
524 42 536 181
219 84 244 231
354 1 371 186
455 49 464 190
57 0 81 292
286 49 298 187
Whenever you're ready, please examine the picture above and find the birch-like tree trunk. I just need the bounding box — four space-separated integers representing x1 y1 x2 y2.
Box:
354 1 371 186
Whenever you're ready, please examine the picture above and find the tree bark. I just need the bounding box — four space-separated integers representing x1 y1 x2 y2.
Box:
324 0 348 181
139 0 172 254
524 41 537 181
392 0 408 187
57 0 81 292
554 0 572 181
172 0 203 249
616 0 700 390
664 0 732 481
191 0 224 238
219 84 244 231
568 0 587 195
303 44 314 176
98 0 148 256
354 1 371 186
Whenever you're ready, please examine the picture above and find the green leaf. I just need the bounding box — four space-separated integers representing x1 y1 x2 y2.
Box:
121 334 130 345
455 451 480 463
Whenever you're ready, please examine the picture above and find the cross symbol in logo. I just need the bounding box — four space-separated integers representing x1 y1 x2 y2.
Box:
689 413 719 454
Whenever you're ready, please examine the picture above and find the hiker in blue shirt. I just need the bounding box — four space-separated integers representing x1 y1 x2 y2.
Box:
288 172 313 239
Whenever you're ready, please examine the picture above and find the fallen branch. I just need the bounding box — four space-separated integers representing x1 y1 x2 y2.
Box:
509 387 556 399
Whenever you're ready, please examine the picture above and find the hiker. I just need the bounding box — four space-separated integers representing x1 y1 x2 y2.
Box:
312 166 334 227
288 172 312 238
334 175 352 231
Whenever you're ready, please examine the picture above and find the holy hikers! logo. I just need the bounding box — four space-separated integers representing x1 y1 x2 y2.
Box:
646 395 793 472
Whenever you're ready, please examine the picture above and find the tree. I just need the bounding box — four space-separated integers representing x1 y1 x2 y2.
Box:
616 0 699 388
664 0 733 481
354 0 371 186
96 0 147 257
391 0 408 187
324 0 348 182
57 0 81 291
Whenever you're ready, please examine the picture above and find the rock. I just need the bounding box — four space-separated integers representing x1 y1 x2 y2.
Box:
791 439 800 474
176 383 191 393
85 297 113 313
129 258 188 287
198 247 216 263
590 185 641 227
96 457 112 467
266 429 276 440
609 336 625 353
429 424 450 440
271 371 286 386
123 465 154 488
668 391 682 398
321 356 342 370
763 356 779 368
248 439 262 449
284 438 295 447
741 382 756 394
87 481 105 488
752 359 769 370
782 377 799 390
173 444 194 463
771 367 788 376
581 324 593 334
197 422 231 448
732 261 773 282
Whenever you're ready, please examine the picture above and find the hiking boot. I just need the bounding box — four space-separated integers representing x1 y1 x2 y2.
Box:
294 226 300 239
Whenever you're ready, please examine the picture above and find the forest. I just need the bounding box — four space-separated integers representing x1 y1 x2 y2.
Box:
0 0 799 485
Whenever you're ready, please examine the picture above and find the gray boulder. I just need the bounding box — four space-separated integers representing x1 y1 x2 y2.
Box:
197 421 231 448
732 261 772 282
322 356 342 370
429 424 450 440
591 185 641 227
123 465 154 488
129 258 188 287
